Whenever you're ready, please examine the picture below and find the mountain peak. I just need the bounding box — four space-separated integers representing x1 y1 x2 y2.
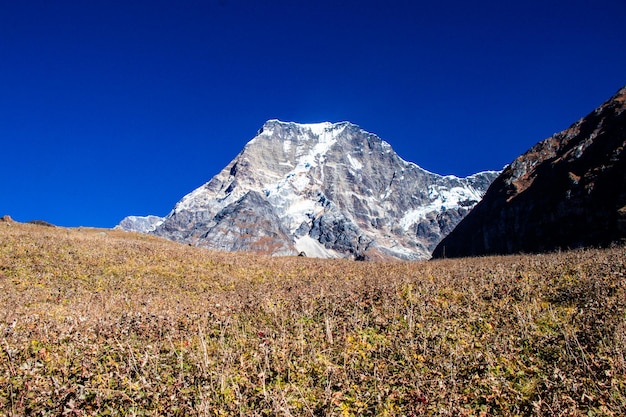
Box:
262 119 353 129
119 121 499 260
258 120 355 140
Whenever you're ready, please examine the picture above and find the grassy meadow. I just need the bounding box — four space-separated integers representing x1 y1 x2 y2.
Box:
0 220 625 416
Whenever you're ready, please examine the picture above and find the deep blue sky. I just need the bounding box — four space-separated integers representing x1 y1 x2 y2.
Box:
1 0 625 227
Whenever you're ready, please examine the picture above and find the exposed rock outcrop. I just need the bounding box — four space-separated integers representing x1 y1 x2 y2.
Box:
27 220 56 227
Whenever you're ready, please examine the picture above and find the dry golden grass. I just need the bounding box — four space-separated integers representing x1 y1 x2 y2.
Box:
0 221 625 416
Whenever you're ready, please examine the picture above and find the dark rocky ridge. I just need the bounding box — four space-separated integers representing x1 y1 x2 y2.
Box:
432 86 626 259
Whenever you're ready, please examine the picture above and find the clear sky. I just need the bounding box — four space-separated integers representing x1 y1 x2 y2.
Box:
1 0 625 228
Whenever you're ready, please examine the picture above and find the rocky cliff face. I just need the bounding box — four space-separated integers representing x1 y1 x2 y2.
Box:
432 87 626 259
120 120 498 260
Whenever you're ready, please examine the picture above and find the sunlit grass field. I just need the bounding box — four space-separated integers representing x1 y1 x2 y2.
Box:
1 220 624 416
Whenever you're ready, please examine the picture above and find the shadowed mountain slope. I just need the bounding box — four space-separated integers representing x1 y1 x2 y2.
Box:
433 87 626 258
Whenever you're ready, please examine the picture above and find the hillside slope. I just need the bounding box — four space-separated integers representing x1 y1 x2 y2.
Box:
433 87 626 258
1 220 625 415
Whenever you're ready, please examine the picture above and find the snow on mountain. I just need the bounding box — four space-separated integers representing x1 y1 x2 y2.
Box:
115 215 164 233
118 120 499 260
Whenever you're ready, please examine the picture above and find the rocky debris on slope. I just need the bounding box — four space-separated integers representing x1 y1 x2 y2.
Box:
120 120 499 260
432 86 626 258
27 220 56 227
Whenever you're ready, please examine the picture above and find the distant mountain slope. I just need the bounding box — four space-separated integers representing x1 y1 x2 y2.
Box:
119 121 498 260
116 215 164 233
432 86 626 259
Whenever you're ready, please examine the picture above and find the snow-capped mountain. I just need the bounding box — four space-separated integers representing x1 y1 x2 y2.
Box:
119 120 499 260
115 215 164 233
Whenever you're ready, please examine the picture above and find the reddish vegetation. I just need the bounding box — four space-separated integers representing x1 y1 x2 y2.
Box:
1 221 625 415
